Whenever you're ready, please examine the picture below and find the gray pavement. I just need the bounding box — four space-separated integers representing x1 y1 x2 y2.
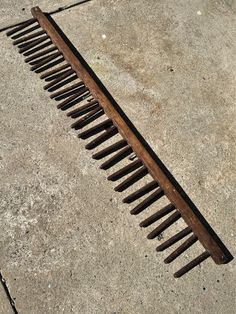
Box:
0 0 236 313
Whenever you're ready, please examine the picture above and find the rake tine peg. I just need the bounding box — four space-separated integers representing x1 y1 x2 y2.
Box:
29 53 59 66
57 87 89 109
122 180 159 204
19 35 49 53
78 119 113 139
67 99 98 116
164 234 198 264
140 204 176 227
68 100 99 118
174 251 211 278
23 41 52 56
11 24 41 40
130 188 164 215
17 35 47 49
13 30 45 45
147 211 181 239
25 46 58 63
92 139 127 159
108 159 143 181
156 226 192 251
40 63 71 79
85 126 118 150
71 107 104 129
63 92 91 110
99 146 132 170
55 88 90 102
43 69 74 89
6 18 36 36
34 57 65 74
51 81 84 99
114 166 148 192
30 51 62 71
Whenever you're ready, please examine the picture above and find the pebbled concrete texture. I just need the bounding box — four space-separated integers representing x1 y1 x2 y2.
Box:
0 0 236 313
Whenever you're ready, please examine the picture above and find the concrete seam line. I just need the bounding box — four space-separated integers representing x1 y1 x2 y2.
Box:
0 0 92 33
0 272 18 314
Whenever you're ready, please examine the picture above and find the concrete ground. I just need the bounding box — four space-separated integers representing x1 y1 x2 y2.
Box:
0 0 235 313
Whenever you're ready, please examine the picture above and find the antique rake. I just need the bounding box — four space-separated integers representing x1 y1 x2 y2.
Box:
6 6 233 278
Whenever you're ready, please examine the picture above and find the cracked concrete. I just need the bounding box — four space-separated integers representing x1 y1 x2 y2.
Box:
0 280 15 313
0 0 236 313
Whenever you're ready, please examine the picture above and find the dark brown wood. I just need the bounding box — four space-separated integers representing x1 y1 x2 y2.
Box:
6 18 36 36
23 41 52 57
156 226 192 251
174 251 211 278
13 30 45 45
100 146 133 170
140 203 176 227
123 180 159 204
12 24 41 40
67 100 97 116
114 166 148 192
108 159 143 181
25 46 58 62
40 63 70 79
78 119 113 139
71 103 99 119
164 234 198 263
92 139 127 159
19 35 49 53
147 211 181 239
30 51 61 71
43 68 74 89
85 126 118 150
130 188 164 215
18 35 45 49
71 107 104 129
57 87 88 109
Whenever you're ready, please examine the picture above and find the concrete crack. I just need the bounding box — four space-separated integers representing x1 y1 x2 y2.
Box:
0 0 91 33
0 272 18 314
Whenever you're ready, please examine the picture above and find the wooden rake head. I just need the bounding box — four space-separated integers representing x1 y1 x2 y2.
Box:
6 6 233 278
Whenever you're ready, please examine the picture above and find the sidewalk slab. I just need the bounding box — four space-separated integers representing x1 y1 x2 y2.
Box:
0 1 235 313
